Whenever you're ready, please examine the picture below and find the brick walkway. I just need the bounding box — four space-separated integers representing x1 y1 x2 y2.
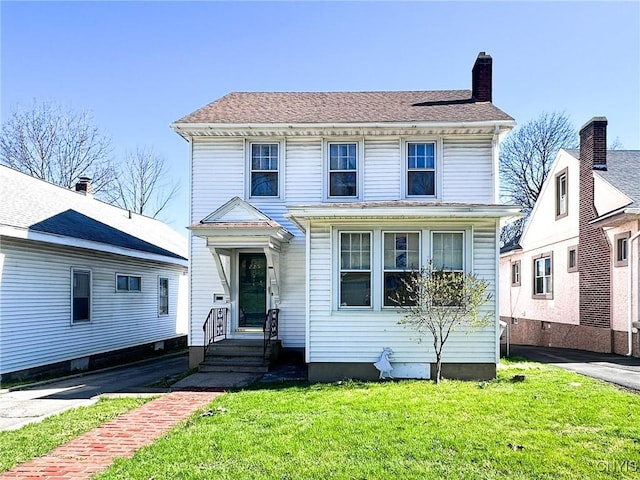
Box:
1 391 221 480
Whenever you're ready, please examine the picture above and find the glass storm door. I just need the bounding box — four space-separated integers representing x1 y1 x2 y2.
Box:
238 253 267 328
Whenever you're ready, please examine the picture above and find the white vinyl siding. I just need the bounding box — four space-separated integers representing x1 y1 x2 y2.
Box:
441 137 494 203
308 220 497 364
363 139 401 200
286 139 323 203
190 137 306 348
0 237 187 375
189 135 500 355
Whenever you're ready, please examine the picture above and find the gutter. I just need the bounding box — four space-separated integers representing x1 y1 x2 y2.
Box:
171 119 516 131
627 230 640 356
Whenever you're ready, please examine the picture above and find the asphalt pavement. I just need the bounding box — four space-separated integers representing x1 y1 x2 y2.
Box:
510 345 640 392
0 352 190 431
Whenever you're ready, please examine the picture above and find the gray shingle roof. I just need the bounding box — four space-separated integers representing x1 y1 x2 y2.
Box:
175 91 514 125
567 149 640 205
0 165 187 261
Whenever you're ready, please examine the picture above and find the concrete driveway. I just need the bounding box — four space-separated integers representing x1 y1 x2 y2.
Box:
510 345 640 392
0 352 189 431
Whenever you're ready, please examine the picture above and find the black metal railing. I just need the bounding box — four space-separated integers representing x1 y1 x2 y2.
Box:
203 307 228 357
263 308 279 360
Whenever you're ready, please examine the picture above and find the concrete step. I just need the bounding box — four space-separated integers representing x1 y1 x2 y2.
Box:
199 363 270 373
205 340 280 358
200 339 281 374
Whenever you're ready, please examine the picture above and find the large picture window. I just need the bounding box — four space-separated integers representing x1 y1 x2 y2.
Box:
250 143 279 197
383 232 420 306
339 232 371 306
329 143 358 197
72 269 91 323
407 142 436 196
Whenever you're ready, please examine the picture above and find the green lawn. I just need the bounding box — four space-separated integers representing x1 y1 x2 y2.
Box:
0 396 152 472
97 361 640 480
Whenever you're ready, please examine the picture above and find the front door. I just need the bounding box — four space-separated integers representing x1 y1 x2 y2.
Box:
238 252 267 328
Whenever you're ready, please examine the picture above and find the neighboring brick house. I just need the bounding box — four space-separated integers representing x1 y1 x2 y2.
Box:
173 52 520 381
499 117 640 356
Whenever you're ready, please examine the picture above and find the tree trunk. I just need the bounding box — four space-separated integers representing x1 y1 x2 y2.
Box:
435 353 442 384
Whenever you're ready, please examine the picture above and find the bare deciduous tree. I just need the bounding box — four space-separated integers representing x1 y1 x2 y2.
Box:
111 146 179 218
395 266 493 384
0 100 116 195
499 111 577 243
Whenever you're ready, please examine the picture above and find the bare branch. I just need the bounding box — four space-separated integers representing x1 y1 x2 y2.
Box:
111 146 180 219
499 111 577 242
395 264 493 384
0 100 115 197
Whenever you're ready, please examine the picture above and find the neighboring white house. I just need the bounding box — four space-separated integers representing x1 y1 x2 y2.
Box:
0 166 189 381
172 52 520 381
500 117 640 356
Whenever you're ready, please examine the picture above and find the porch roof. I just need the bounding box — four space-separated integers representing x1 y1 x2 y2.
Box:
285 201 522 232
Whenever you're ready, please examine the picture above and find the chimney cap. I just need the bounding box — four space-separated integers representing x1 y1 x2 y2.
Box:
579 116 608 133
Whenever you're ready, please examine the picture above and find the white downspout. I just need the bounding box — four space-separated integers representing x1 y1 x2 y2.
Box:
627 230 640 356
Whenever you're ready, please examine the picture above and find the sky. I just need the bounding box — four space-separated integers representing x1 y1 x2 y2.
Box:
2 1 639 236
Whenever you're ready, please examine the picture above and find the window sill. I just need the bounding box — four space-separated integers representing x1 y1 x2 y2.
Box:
532 293 553 300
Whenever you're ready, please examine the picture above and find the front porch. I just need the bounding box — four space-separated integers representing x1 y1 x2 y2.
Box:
195 307 282 373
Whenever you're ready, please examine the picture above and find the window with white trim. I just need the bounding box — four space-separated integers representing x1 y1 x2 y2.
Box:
431 232 464 272
72 269 91 323
511 260 521 286
555 169 568 219
614 232 630 267
158 277 169 315
116 274 141 292
407 142 436 196
250 143 279 197
533 254 552 298
383 232 420 306
328 143 358 197
339 232 371 306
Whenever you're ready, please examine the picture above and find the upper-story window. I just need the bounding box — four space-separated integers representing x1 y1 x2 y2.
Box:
407 142 436 197
555 168 568 219
328 142 358 198
250 143 279 197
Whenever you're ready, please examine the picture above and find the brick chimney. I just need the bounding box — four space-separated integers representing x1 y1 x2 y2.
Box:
75 177 94 195
472 52 492 102
578 117 610 332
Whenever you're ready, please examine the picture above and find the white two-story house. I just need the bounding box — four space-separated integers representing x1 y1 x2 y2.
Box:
172 52 519 381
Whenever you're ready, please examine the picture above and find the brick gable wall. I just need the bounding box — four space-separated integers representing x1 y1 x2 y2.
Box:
578 118 611 328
